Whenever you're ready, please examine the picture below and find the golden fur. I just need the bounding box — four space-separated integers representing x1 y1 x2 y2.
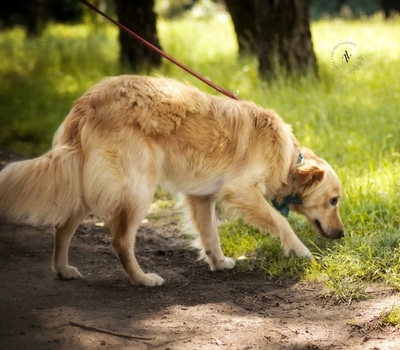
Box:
0 75 344 286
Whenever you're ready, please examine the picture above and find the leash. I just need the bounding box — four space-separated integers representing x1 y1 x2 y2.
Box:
79 0 240 101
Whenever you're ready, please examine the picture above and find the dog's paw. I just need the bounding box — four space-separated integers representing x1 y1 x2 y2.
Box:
284 246 313 259
297 249 313 259
134 273 165 287
293 244 313 259
56 266 83 280
211 257 236 271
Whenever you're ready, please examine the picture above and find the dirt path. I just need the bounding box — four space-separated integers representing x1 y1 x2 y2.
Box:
0 151 399 350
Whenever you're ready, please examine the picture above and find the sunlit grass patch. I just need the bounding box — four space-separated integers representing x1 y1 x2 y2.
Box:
219 219 313 279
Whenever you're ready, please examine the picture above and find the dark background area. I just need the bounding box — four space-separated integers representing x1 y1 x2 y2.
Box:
1 0 399 31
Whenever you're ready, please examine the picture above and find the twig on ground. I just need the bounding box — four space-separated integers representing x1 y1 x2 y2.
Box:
69 321 154 342
200 277 226 285
178 280 191 289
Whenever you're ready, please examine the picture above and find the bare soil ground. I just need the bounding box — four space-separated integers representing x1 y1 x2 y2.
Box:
1 149 399 350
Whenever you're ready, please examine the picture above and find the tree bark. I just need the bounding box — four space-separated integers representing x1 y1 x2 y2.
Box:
114 0 162 71
225 0 317 79
224 0 257 55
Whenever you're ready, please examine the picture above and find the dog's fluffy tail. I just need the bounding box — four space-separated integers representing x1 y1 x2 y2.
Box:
0 146 84 227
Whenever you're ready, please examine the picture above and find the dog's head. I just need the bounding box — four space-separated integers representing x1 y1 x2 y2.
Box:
289 148 344 239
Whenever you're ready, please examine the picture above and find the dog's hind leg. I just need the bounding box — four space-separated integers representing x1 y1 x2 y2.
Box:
52 209 89 279
108 199 165 287
186 195 235 271
81 142 165 286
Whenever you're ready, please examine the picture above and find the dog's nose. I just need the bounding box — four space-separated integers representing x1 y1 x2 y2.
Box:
333 229 344 239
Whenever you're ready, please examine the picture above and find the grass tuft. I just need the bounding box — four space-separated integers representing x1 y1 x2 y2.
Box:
380 305 400 328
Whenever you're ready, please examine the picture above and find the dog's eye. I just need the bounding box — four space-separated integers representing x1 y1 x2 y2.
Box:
330 197 339 206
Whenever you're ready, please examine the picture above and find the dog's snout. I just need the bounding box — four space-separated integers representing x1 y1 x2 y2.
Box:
315 219 345 239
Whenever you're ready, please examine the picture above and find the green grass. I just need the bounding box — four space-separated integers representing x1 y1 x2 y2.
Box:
0 11 399 307
380 305 400 328
0 24 119 154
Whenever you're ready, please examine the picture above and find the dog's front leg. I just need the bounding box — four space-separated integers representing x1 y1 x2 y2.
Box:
186 195 235 271
221 185 312 258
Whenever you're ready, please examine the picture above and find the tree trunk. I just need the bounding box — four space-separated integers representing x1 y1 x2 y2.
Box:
381 0 400 18
114 0 162 71
225 0 317 79
26 0 47 37
224 0 257 55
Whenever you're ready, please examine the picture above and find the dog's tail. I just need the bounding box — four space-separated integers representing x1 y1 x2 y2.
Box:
0 145 84 227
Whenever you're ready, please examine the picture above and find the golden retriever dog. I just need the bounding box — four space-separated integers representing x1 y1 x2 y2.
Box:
0 75 344 286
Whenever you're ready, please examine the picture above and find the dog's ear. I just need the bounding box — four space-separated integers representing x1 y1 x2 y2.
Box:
296 163 325 189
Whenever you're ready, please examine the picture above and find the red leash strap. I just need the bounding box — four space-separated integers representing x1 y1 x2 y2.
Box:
79 0 240 100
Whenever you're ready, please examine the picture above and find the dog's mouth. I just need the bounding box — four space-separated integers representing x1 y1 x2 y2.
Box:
314 219 327 237
314 219 344 239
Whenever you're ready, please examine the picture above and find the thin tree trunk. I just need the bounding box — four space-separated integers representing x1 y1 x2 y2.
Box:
114 0 162 71
26 0 47 37
381 0 400 18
